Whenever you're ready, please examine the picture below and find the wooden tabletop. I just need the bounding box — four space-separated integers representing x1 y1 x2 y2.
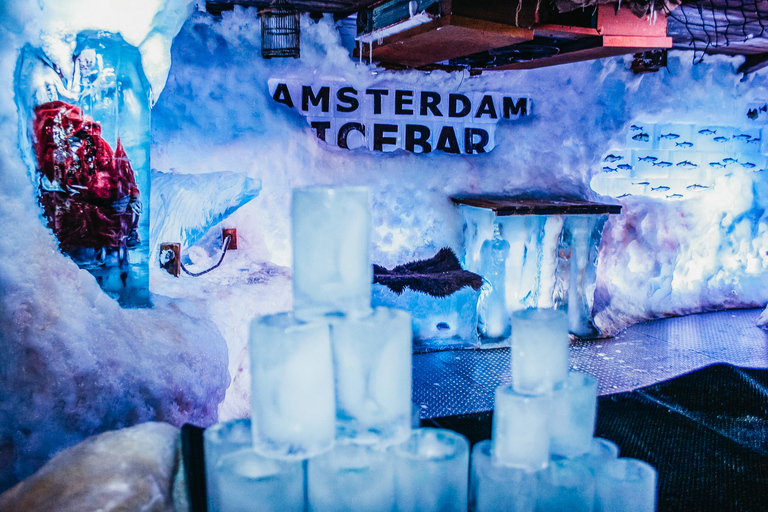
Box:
451 195 622 216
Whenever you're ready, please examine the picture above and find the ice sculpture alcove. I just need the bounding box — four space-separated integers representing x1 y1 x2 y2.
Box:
15 31 152 307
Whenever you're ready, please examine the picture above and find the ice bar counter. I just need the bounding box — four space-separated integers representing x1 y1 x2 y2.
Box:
452 195 622 338
198 186 655 512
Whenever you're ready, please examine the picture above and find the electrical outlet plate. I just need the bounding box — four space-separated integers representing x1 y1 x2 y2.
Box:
159 243 181 277
222 228 237 250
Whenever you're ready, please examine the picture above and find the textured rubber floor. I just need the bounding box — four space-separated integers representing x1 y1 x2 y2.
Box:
414 308 768 418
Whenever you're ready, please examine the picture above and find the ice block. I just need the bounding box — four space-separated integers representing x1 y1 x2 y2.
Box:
250 313 335 459
510 308 569 394
594 458 657 512
330 307 412 445
215 448 304 512
307 442 396 512
292 186 372 317
393 428 470 512
549 371 598 459
491 385 551 471
469 440 537 512
204 419 253 512
537 459 595 512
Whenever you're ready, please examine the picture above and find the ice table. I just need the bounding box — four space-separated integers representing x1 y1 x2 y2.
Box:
452 196 621 338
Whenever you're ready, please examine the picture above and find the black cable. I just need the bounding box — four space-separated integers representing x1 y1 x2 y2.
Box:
180 234 232 277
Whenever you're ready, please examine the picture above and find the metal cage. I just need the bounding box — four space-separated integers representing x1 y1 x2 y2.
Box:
260 0 300 58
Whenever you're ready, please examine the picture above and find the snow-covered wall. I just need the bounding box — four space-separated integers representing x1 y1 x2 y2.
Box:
152 7 768 339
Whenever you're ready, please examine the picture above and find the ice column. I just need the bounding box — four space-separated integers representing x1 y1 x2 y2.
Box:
537 459 595 512
216 448 305 512
393 428 470 512
549 371 598 459
478 223 511 339
203 419 253 512
249 313 336 459
330 307 413 445
292 186 372 318
491 384 552 471
510 308 570 394
469 440 538 512
594 458 658 512
307 443 396 512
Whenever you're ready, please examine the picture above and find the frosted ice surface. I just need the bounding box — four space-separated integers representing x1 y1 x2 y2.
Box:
549 372 598 459
292 186 372 317
470 440 537 512
511 309 569 394
216 448 304 512
594 458 657 512
250 313 335 459
331 307 412 444
537 459 595 512
393 428 469 512
150 169 262 261
204 419 253 512
491 385 551 471
308 443 396 512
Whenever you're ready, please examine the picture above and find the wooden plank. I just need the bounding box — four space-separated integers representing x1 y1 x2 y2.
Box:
451 196 622 215
596 3 668 37
486 35 671 70
534 24 600 39
361 15 534 67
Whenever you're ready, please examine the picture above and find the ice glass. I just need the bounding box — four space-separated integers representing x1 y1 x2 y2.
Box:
567 438 619 475
492 385 551 471
216 448 304 512
469 440 537 512
308 442 396 512
250 313 335 459
549 371 598 458
537 459 595 512
393 428 470 512
204 419 253 512
330 307 413 445
594 458 657 512
292 186 372 317
511 308 569 394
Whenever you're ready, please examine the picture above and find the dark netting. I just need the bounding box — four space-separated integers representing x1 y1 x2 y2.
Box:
666 0 768 63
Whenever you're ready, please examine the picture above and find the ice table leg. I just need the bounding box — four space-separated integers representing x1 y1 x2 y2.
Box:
393 428 470 512
250 313 335 459
537 459 595 512
216 448 305 512
292 186 371 318
510 308 569 394
204 419 253 512
549 371 598 459
492 385 551 471
330 307 412 445
594 458 657 512
469 440 537 512
307 443 396 512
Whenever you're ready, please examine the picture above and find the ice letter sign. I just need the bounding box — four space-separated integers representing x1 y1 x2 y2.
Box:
268 78 531 155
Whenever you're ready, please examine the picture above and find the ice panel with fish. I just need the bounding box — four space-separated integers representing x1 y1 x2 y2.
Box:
632 150 671 179
654 123 694 150
626 123 654 150
696 126 735 152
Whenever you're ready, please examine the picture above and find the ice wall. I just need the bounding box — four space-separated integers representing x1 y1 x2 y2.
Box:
0 0 229 492
152 7 768 341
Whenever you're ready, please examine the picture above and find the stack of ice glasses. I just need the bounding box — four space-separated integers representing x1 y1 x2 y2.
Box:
204 186 470 512
470 308 658 512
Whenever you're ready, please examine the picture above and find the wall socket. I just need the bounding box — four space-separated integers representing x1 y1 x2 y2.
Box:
222 228 238 250
159 243 181 277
